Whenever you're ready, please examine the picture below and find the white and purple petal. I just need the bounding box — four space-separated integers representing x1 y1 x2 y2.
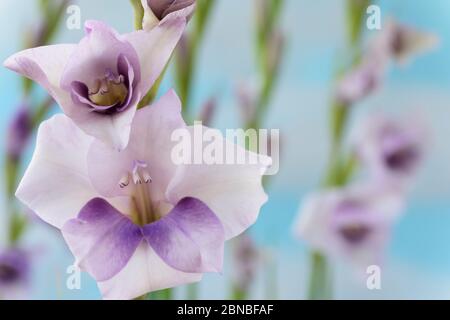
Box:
15 115 96 229
143 197 225 273
4 44 76 111
62 198 143 282
98 242 201 300
166 126 270 239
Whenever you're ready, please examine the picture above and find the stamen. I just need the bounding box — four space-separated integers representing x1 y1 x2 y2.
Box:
88 70 128 107
119 173 130 189
142 170 152 184
131 161 151 185
99 79 109 95
133 171 143 185
117 160 163 226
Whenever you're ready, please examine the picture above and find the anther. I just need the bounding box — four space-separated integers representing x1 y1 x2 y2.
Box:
142 170 152 184
119 173 130 189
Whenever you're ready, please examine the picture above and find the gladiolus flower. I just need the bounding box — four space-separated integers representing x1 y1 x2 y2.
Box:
293 186 404 267
4 19 186 150
16 90 269 299
352 113 427 187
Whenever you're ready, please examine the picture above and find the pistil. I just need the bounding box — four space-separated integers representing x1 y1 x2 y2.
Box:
119 160 159 226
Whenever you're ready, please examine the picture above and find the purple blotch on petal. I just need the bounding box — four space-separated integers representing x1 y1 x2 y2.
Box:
62 198 143 282
143 197 225 273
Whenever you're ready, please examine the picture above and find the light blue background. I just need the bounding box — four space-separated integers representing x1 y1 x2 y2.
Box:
1 0 450 299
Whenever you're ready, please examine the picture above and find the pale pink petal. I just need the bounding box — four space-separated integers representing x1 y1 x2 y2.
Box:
98 242 202 300
4 44 76 109
166 126 269 239
62 198 143 282
60 21 142 150
71 108 136 152
15 115 96 229
143 197 225 273
123 17 186 96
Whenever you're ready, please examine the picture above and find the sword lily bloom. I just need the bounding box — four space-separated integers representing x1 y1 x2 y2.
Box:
16 90 269 299
4 19 186 150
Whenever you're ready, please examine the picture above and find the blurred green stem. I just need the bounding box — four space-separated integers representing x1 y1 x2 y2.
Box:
172 0 217 300
138 64 169 108
187 283 198 300
130 0 144 30
130 0 169 108
306 104 348 300
147 288 173 300
308 251 332 300
175 0 216 119
346 0 370 47
306 0 369 300
229 0 285 301
231 287 247 300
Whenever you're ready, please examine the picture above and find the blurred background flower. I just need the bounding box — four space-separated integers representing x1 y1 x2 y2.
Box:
0 248 30 299
352 113 428 187
294 185 404 269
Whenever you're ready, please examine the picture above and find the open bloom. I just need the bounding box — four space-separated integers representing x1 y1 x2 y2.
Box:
352 113 427 187
293 185 404 268
143 0 196 30
4 19 186 150
16 90 269 299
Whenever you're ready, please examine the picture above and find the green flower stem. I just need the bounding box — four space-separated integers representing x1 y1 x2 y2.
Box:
306 0 370 300
308 251 332 300
130 0 144 30
228 0 285 301
138 63 169 109
186 283 198 300
265 254 278 300
346 0 371 47
129 0 172 109
231 287 247 300
32 95 55 126
147 288 173 300
307 117 347 299
175 0 216 120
